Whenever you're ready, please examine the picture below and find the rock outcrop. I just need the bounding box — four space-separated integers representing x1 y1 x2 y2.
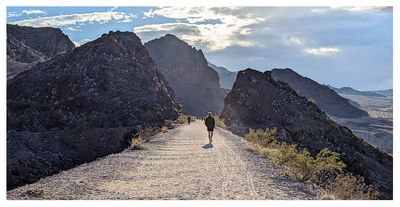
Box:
7 24 75 61
270 68 369 118
221 69 392 199
7 24 75 79
208 62 237 89
145 34 228 116
7 31 179 189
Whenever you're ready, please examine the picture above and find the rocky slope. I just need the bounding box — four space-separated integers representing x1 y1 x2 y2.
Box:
7 24 75 61
7 24 75 79
270 68 369 118
208 62 237 89
145 34 228 116
7 31 179 190
221 69 392 199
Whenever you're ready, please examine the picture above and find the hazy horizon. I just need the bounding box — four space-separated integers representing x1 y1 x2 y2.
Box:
7 6 393 91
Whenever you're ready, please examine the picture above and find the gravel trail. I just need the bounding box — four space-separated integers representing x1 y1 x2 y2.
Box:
7 121 317 200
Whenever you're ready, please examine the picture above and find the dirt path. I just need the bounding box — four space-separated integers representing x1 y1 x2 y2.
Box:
7 121 317 200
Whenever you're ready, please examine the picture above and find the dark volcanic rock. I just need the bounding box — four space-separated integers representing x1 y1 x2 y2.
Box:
7 24 75 61
271 68 369 118
7 60 35 80
145 34 228 116
208 62 237 89
221 69 392 199
7 31 179 189
7 36 46 63
7 24 75 79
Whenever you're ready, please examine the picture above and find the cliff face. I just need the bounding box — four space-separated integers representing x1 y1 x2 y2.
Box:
270 68 369 118
7 31 179 189
145 34 227 116
7 24 75 60
7 24 75 79
221 69 392 199
208 62 237 89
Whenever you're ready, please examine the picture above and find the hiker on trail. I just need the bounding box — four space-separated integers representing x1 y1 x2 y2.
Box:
204 112 215 144
187 116 191 125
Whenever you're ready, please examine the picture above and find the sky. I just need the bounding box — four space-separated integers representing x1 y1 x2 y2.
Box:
6 6 393 90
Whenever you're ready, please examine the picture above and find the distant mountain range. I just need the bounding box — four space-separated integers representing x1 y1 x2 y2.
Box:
327 85 392 97
207 62 237 89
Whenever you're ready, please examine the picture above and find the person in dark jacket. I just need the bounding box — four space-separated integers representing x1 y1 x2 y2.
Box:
204 112 215 144
187 116 191 125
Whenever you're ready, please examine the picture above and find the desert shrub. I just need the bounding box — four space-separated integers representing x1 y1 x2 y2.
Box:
214 115 227 129
245 128 277 148
160 126 169 133
176 114 188 124
268 142 298 166
130 136 143 150
243 129 379 199
284 148 316 181
315 148 346 173
128 126 160 150
307 98 317 105
326 174 380 200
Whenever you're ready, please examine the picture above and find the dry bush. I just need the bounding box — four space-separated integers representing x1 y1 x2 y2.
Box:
129 126 160 150
326 174 380 200
243 129 379 199
161 126 169 133
214 115 227 129
177 114 188 125
245 128 277 148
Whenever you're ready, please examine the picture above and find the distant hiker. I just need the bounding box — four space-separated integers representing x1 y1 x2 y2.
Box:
187 116 191 125
204 112 215 144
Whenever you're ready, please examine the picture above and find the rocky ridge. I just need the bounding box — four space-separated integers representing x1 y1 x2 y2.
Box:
221 69 392 199
7 31 179 189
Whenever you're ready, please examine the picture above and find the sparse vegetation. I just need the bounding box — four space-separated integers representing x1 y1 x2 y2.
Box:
128 126 162 150
244 128 379 200
326 174 380 200
307 98 317 105
214 115 227 129
177 114 189 124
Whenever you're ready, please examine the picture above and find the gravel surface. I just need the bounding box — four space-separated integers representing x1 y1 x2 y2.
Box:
7 121 317 200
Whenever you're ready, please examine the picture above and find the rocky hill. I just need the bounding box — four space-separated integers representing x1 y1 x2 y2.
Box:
7 24 75 79
145 34 228 116
270 68 369 118
7 31 179 189
208 62 237 89
221 69 392 199
327 85 386 97
7 24 75 60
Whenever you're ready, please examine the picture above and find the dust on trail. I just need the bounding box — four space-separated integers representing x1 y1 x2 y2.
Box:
7 121 317 200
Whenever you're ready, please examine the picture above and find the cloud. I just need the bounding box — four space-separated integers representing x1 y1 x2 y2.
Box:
72 38 93 47
305 47 341 56
22 9 46 15
10 11 136 28
64 26 81 31
135 7 264 51
330 6 392 13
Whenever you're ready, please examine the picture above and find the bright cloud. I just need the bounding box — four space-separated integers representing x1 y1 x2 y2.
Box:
135 7 264 51
330 6 392 13
22 9 46 15
304 47 340 56
11 11 136 28
73 38 93 47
